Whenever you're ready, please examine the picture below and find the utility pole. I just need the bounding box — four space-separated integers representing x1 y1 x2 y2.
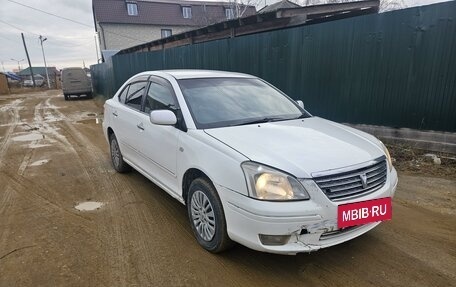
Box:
94 35 100 64
11 58 24 71
1 61 5 73
21 33 35 87
39 35 51 89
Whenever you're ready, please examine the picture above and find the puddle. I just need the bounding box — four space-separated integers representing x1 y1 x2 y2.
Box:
78 112 97 118
12 133 44 142
75 201 104 211
21 123 39 131
76 118 102 125
30 159 49 166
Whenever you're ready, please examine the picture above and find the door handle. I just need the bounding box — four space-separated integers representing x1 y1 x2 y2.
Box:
112 111 118 117
137 122 144 130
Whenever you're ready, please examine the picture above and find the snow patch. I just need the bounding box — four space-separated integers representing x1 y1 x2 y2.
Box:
0 99 24 112
25 143 52 149
12 132 44 142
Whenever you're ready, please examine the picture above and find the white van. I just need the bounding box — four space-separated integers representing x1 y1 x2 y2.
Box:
62 68 92 100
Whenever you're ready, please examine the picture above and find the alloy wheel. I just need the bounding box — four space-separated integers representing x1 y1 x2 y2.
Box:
190 190 216 241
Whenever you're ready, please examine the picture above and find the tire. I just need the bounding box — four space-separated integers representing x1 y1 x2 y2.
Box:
87 93 93 99
187 178 233 253
64 94 69 101
109 133 131 173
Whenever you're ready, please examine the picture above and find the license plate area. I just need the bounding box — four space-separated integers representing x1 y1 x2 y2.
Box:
337 197 392 228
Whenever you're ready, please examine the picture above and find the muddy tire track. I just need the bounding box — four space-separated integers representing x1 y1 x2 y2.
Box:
46 96 246 285
46 96 136 286
0 171 93 226
0 100 22 165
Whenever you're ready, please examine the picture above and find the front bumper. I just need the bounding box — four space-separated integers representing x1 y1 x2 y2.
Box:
217 167 398 255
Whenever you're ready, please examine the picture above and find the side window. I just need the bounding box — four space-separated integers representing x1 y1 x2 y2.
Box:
145 82 177 114
125 81 147 110
118 85 130 103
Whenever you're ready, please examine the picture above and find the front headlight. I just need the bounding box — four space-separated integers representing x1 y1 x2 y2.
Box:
381 142 393 171
241 162 310 201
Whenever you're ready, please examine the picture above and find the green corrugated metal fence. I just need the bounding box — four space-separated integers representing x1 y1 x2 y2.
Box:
91 1 456 132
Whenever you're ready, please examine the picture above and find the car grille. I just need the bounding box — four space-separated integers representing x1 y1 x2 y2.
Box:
313 156 387 201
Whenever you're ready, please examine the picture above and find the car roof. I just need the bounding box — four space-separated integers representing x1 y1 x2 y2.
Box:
62 67 85 70
138 69 256 80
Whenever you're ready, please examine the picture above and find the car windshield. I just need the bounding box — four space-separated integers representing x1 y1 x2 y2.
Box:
178 77 310 129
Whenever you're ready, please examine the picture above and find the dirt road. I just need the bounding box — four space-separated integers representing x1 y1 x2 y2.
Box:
0 91 455 287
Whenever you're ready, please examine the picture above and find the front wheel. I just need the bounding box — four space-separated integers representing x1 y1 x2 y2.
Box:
109 134 131 173
187 178 233 253
64 94 69 101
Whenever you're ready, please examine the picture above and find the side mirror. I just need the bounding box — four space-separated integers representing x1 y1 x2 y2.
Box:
149 110 177 125
297 100 304 109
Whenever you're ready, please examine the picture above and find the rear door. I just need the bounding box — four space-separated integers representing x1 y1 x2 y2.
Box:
110 78 149 165
63 69 90 92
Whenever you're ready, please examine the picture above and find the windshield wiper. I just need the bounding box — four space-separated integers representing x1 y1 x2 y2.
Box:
290 114 310 120
235 117 285 126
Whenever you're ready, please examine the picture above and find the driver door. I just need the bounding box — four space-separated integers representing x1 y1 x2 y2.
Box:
136 77 181 194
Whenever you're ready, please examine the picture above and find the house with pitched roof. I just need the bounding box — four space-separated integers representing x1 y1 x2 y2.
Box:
17 67 59 79
92 0 256 53
258 0 300 13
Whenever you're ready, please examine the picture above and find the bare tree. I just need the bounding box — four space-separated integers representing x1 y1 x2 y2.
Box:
295 0 405 12
195 4 222 26
378 0 405 11
193 0 261 26
228 0 264 18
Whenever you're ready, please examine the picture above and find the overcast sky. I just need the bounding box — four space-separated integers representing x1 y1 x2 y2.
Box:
0 0 451 72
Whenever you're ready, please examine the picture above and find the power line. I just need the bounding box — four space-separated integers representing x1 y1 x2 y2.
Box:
0 34 19 43
0 19 40 36
6 0 149 44
6 0 93 28
100 28 147 44
1 18 135 50
0 19 95 48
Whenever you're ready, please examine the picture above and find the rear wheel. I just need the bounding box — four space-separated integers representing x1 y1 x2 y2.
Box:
109 134 131 173
187 178 233 253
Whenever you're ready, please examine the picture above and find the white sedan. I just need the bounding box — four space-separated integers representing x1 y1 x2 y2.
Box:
103 70 398 255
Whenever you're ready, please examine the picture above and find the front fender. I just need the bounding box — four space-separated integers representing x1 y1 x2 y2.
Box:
177 130 249 198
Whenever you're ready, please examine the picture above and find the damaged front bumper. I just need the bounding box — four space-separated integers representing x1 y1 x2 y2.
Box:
218 168 398 255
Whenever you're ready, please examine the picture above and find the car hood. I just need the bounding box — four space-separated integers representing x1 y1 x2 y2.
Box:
204 117 384 178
